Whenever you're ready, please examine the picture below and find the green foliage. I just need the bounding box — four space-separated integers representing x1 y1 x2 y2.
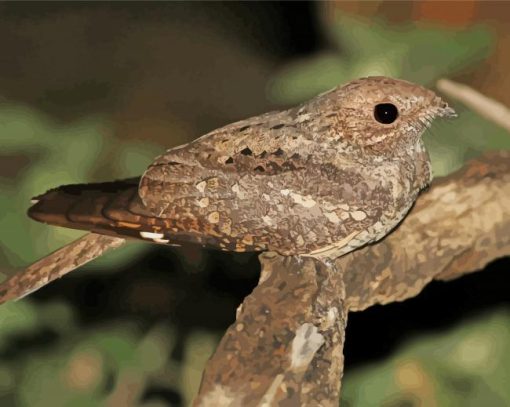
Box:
268 16 493 105
0 300 184 406
341 310 510 406
0 104 160 269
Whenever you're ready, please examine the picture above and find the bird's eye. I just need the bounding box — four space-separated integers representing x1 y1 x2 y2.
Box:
374 103 399 124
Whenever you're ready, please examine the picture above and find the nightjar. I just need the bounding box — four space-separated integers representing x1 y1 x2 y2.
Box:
29 77 456 259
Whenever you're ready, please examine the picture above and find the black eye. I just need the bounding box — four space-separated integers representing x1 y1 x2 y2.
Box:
374 103 399 124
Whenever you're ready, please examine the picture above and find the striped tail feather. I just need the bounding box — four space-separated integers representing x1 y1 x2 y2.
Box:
3 178 185 305
27 178 186 245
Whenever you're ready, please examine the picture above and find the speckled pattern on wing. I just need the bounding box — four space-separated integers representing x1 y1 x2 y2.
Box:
29 77 456 259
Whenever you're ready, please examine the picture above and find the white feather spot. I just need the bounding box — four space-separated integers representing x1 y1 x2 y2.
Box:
297 113 312 123
340 212 350 220
197 197 209 208
262 215 274 226
196 181 206 193
327 307 338 325
231 183 246 199
296 235 305 246
373 221 384 232
154 238 170 244
140 231 165 240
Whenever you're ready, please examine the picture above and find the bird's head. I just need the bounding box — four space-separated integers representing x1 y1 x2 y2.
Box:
320 76 456 154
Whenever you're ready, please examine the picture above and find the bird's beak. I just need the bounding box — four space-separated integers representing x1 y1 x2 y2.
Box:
435 97 457 119
438 104 457 119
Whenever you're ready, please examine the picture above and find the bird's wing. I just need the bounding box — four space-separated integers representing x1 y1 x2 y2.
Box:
136 113 389 255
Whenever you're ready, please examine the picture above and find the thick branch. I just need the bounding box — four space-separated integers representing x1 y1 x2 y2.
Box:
194 255 347 406
0 233 125 304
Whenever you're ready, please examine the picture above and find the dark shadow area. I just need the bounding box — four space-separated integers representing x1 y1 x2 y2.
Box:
30 247 260 331
344 256 510 369
0 2 322 125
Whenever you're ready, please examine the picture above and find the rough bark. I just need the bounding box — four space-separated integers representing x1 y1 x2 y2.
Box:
194 150 510 406
0 233 125 304
194 254 347 407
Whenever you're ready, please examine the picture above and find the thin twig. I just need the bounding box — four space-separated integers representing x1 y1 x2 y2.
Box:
437 78 510 133
0 233 125 304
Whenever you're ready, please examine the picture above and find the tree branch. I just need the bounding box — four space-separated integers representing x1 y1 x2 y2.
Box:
0 233 125 304
194 254 347 407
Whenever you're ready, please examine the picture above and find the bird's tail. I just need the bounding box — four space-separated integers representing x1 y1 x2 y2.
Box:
27 177 155 239
27 178 220 247
1 178 177 305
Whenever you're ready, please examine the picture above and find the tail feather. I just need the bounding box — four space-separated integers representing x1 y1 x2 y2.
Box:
27 178 252 251
3 178 169 305
28 178 150 239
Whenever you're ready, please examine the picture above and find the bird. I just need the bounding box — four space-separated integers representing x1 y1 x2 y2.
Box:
27 76 456 260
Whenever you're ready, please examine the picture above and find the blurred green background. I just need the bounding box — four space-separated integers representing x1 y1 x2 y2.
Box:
0 2 509 406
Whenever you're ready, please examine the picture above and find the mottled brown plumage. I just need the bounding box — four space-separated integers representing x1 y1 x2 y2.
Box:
29 77 456 259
